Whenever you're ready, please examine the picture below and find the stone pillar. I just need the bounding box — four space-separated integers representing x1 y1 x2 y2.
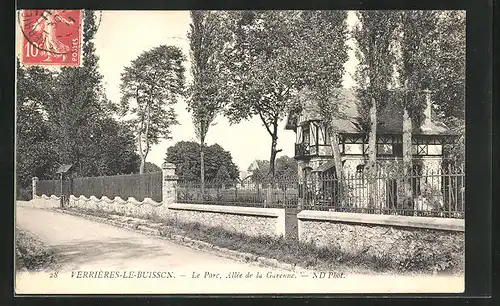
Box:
32 177 39 200
162 163 178 206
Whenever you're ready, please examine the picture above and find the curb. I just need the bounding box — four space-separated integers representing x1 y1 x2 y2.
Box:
54 208 308 273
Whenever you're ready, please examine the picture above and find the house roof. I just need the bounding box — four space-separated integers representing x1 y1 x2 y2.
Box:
285 88 452 136
311 160 336 173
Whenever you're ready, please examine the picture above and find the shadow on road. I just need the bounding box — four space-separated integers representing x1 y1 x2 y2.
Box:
50 237 173 270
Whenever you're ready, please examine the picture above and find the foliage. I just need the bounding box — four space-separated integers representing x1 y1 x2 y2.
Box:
16 11 141 190
427 12 466 164
291 10 350 110
15 227 56 271
353 11 399 130
288 11 349 180
396 10 440 121
81 119 140 176
120 45 186 173
187 10 230 145
16 60 59 187
164 141 239 181
187 10 232 188
248 156 298 183
143 162 162 173
219 11 310 176
217 11 349 177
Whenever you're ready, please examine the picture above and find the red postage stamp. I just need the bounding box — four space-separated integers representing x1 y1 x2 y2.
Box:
18 10 83 67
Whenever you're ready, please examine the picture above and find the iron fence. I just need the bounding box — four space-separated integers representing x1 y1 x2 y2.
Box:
176 167 465 219
176 178 300 208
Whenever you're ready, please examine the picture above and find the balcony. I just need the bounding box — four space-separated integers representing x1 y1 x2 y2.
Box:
295 143 311 159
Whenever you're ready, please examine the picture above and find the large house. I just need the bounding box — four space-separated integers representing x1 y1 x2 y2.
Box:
285 88 457 210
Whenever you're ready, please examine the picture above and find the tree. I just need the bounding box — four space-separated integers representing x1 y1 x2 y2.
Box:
164 141 239 181
352 11 399 207
16 60 59 191
247 160 270 183
275 155 298 178
396 11 440 200
187 10 230 195
120 45 186 173
44 10 108 171
427 11 466 164
289 11 350 180
247 156 297 183
17 11 142 183
220 11 304 178
81 118 141 176
143 162 162 173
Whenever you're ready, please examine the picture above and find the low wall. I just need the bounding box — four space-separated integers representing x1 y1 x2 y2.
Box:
67 195 169 219
168 203 286 238
18 195 61 209
298 210 465 272
66 195 286 238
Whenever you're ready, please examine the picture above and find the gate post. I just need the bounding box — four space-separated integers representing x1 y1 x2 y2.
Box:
32 177 38 200
162 163 178 206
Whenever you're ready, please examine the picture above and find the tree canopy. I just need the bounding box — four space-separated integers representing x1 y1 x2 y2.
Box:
120 45 186 173
164 141 239 182
16 10 141 195
247 156 298 183
187 10 231 190
220 11 349 178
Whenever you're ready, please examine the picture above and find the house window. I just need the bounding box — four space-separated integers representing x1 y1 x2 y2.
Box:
296 126 302 144
427 144 442 155
412 144 428 156
302 127 310 145
344 144 364 155
324 127 331 145
393 143 403 157
310 123 317 146
377 144 393 155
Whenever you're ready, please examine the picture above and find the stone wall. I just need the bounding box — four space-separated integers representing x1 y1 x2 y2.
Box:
67 195 170 220
18 194 61 209
298 210 464 273
168 203 286 238
66 195 286 238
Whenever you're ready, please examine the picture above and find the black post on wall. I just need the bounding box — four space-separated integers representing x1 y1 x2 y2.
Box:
55 164 74 208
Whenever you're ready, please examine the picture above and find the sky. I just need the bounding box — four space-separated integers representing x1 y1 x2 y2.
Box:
92 11 359 172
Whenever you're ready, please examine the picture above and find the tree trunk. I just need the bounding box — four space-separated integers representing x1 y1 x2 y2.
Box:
328 127 344 180
200 142 205 199
402 106 413 210
268 120 282 179
328 126 346 206
139 103 152 175
266 121 281 207
139 158 145 174
366 98 378 209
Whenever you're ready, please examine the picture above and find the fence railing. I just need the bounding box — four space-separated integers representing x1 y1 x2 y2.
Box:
36 172 163 202
34 167 465 219
176 178 300 208
177 168 465 218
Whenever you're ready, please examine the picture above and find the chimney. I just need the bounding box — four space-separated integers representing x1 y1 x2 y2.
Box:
423 89 432 122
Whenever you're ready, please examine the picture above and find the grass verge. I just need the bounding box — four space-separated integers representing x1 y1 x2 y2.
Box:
15 227 56 272
63 207 463 276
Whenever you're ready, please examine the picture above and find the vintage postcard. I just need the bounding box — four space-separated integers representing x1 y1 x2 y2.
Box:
15 10 466 295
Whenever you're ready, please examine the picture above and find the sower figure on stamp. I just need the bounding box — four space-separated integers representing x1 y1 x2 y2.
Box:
29 10 75 62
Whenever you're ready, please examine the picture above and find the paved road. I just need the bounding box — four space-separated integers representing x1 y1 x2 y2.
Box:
16 205 269 271
15 205 464 294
